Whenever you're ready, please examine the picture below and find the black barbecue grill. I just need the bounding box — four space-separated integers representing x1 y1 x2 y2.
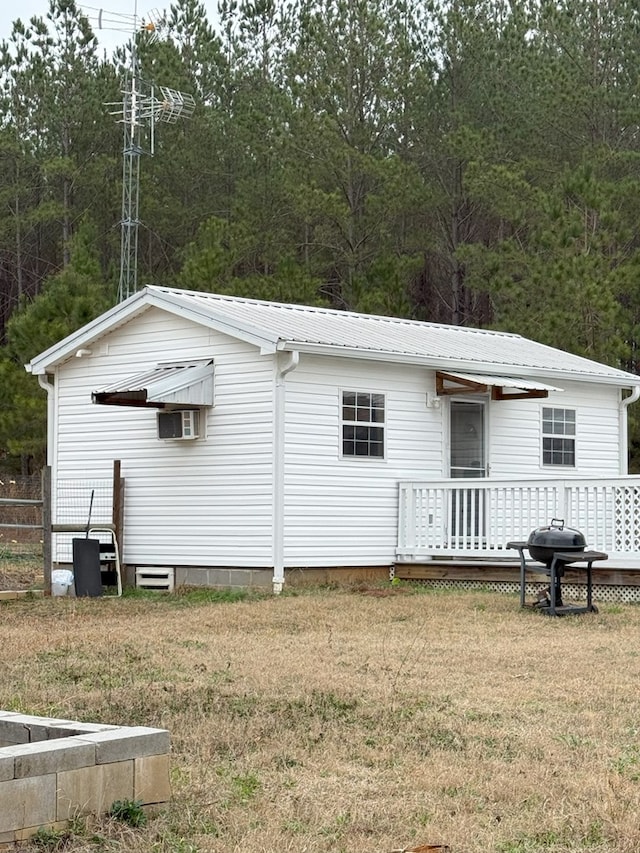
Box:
527 519 586 564
508 519 607 615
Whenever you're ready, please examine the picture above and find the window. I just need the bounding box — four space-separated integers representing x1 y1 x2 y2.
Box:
342 391 385 458
542 407 575 466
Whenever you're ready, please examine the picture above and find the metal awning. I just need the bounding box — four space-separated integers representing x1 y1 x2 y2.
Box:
92 359 214 408
436 371 563 400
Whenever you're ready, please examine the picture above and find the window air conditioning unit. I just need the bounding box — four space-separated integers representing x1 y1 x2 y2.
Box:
157 409 200 440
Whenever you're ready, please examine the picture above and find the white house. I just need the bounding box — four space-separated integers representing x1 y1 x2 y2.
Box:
27 286 640 592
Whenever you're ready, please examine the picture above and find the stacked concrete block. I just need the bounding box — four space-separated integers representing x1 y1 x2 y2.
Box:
0 591 44 602
0 711 170 849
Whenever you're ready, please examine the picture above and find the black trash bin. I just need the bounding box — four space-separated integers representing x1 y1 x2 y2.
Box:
72 538 103 597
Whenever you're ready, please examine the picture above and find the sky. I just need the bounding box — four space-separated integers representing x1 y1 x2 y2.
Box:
0 1 220 56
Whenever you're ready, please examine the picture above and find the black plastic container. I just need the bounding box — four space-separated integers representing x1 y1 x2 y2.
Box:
72 538 103 597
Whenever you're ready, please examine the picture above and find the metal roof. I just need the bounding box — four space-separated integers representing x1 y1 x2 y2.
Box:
148 288 639 387
27 285 640 389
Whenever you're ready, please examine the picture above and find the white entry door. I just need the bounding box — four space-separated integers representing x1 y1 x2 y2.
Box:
450 399 486 478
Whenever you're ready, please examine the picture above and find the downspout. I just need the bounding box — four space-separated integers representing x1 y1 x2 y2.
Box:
620 386 640 475
273 350 299 594
37 374 55 467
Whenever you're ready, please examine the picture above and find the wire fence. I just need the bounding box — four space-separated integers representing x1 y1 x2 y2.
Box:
54 479 114 563
0 476 44 589
0 475 42 542
0 465 122 593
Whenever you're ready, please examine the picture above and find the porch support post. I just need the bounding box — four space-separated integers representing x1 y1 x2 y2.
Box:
399 482 416 556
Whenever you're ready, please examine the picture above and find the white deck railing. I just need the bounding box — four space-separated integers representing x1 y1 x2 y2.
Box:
397 476 640 566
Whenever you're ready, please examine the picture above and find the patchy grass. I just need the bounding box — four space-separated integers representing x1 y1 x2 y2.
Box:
122 586 254 606
2 587 640 852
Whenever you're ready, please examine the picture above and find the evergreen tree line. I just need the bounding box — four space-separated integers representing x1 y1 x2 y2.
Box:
2 0 640 470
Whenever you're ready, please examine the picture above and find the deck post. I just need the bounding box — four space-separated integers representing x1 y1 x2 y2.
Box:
557 482 568 523
42 466 52 595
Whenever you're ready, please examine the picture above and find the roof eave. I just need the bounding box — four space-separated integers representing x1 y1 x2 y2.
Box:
27 287 280 376
28 290 151 375
276 341 640 388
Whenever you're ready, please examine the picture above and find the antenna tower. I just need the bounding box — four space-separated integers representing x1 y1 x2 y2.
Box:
87 4 195 302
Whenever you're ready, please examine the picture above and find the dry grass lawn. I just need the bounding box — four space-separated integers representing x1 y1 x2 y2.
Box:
2 584 640 853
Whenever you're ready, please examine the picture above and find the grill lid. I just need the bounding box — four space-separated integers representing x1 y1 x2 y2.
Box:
527 518 586 562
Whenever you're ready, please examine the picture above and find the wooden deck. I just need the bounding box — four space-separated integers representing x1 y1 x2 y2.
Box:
393 560 640 589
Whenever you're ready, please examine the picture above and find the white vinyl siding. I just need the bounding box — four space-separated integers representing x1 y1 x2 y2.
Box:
52 308 275 567
282 357 444 567
280 366 624 567
488 382 621 477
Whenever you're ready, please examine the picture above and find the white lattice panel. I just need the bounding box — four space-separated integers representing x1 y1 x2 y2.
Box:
614 485 640 552
411 578 640 604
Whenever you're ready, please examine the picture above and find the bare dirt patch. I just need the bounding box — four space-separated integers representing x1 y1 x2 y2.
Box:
1 586 639 852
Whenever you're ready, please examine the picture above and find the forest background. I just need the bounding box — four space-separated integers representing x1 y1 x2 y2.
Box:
2 0 640 473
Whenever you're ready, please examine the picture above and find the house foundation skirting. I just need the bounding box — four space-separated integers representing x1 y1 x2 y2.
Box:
392 562 640 604
285 566 390 587
145 565 390 590
171 565 389 589
173 567 273 590
54 564 392 592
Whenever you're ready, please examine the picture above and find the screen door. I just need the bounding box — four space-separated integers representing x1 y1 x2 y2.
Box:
449 400 486 543
450 400 486 478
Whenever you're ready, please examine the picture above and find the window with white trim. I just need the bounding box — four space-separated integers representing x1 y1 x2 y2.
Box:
542 407 575 466
342 391 385 458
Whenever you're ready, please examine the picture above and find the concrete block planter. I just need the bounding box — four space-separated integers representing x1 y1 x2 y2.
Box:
0 711 170 848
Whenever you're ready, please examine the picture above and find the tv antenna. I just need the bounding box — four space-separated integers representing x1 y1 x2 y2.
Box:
86 3 196 302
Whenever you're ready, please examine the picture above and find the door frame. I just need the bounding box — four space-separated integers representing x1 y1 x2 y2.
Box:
446 395 490 478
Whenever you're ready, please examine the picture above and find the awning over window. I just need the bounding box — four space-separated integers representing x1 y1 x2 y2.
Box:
92 359 214 408
436 371 562 401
